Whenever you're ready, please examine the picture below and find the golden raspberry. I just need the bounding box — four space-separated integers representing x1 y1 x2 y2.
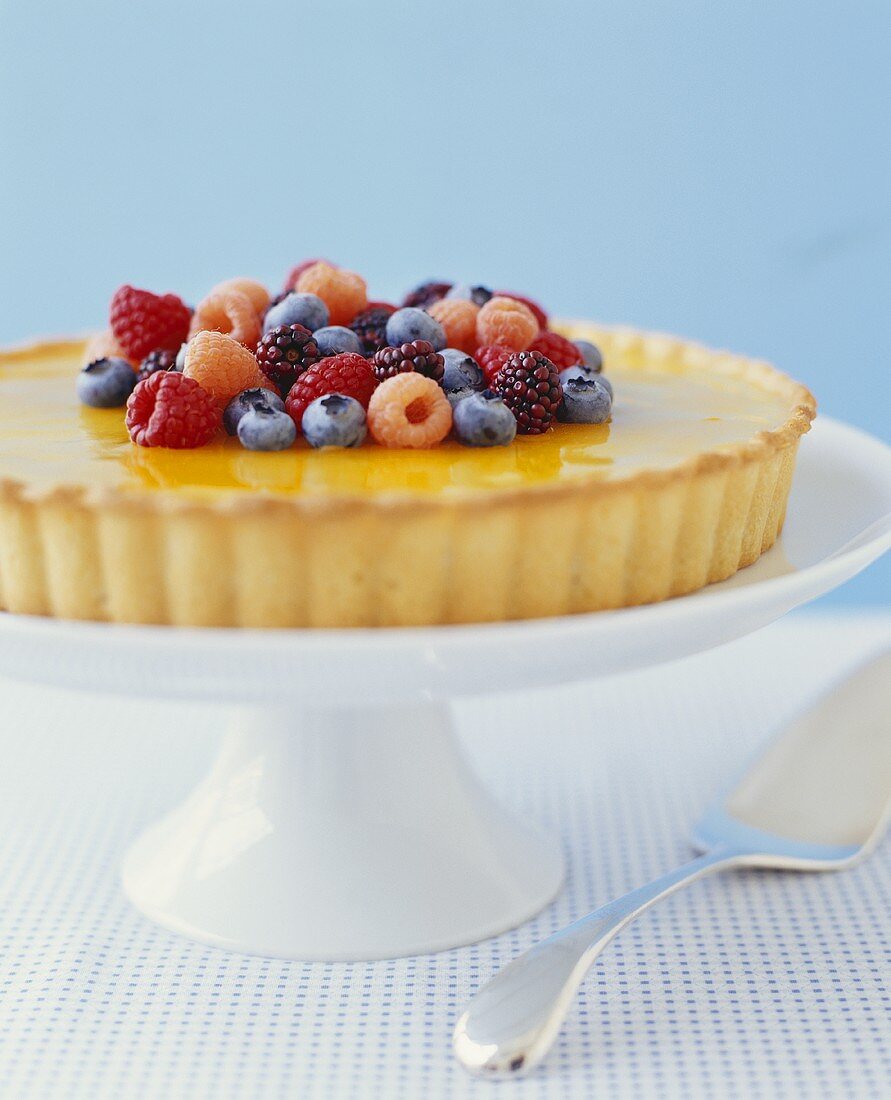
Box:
367 373 452 448
189 288 261 348
476 296 538 351
296 262 367 326
183 330 263 405
427 298 480 353
209 277 270 317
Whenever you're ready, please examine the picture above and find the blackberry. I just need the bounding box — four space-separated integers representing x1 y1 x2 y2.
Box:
137 348 177 382
402 280 452 310
492 350 563 435
255 324 320 393
350 306 395 356
372 340 444 384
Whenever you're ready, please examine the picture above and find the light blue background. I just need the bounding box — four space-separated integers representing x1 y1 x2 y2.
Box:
1 0 887 604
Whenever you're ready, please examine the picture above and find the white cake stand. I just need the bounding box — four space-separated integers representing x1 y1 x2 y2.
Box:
1 417 889 960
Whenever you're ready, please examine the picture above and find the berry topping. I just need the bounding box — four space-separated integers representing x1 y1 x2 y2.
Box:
426 298 480 353
110 285 192 361
474 344 513 387
574 339 604 373
137 348 178 382
491 291 548 331
209 277 270 317
302 394 368 449
255 324 320 394
402 280 452 309
285 353 377 430
558 376 612 424
385 307 446 351
453 391 517 447
237 405 297 451
492 350 563 435
372 340 444 383
77 358 137 408
529 330 583 370
446 284 493 307
476 296 539 352
296 262 367 326
263 292 329 335
126 371 221 448
313 325 364 357
350 305 396 356
367 373 452 449
223 386 286 435
184 330 265 405
190 288 262 349
440 349 485 406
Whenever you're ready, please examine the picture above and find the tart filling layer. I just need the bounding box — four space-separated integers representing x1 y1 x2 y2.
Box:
0 328 806 503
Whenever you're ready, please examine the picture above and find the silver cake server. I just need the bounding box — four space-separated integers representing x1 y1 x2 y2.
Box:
454 648 891 1075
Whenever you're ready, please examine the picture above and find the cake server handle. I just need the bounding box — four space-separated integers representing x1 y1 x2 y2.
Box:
453 844 742 1075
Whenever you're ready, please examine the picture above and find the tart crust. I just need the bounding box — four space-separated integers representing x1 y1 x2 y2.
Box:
0 324 816 627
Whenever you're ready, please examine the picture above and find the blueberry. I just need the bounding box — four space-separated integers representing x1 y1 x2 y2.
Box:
263 292 329 334
560 364 613 399
574 339 603 373
76 358 137 408
446 283 493 307
453 391 517 447
557 376 612 424
237 405 297 451
441 349 485 404
313 325 363 357
302 393 367 449
174 342 188 371
224 387 286 435
385 307 446 351
445 385 478 408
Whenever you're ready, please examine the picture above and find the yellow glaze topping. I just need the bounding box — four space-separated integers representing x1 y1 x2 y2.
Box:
0 336 794 502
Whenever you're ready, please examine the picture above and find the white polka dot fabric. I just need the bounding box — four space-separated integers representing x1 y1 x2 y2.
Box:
0 611 889 1099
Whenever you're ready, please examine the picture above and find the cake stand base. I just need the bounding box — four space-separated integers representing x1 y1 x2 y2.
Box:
121 702 564 961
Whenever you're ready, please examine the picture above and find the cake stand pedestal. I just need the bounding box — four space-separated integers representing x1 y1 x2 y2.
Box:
0 418 889 960
121 703 563 960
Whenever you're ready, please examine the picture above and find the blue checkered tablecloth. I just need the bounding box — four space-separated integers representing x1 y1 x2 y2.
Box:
1 610 889 1098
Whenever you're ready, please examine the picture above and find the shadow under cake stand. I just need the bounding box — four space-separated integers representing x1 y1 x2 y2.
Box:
0 417 889 960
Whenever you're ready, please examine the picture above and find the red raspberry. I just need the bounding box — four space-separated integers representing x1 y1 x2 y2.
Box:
492 291 548 331
475 344 513 386
365 301 397 314
529 330 583 370
110 285 192 361
285 353 378 430
126 371 221 448
493 350 563 435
